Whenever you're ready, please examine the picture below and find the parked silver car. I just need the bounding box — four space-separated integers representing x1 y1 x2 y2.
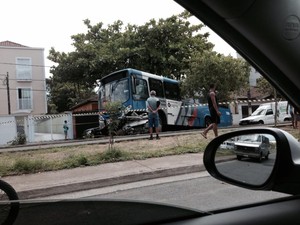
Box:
234 134 271 162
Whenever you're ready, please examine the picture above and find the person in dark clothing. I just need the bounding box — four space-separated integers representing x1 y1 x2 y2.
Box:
201 84 221 138
286 102 296 129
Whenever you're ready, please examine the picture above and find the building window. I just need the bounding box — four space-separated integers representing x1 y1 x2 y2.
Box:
18 88 32 110
16 57 32 80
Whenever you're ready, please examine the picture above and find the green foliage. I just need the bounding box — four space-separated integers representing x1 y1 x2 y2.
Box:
47 10 253 111
12 158 45 174
100 148 126 162
1 144 205 176
47 11 214 111
128 11 213 78
0 138 207 176
64 154 89 168
1 127 298 176
47 71 97 112
104 101 123 148
181 51 250 101
256 77 280 98
9 133 27 145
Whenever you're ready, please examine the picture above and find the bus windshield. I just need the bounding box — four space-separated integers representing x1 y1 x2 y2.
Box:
99 78 129 109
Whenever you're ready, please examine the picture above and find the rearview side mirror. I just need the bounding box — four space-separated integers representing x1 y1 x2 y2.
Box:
203 127 300 195
215 133 276 185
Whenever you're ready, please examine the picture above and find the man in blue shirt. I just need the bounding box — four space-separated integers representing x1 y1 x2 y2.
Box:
146 90 160 140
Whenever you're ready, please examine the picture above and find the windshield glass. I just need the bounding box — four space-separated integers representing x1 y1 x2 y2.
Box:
238 134 261 142
251 108 267 116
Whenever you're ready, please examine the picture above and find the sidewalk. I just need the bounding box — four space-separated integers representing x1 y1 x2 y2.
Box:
2 153 205 200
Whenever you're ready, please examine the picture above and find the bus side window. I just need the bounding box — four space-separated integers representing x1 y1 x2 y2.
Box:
164 82 181 101
149 78 164 97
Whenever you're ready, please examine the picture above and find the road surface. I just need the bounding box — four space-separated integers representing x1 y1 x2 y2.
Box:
46 172 288 212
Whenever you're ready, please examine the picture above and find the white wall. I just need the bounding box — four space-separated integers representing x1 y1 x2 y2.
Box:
31 113 73 142
0 116 17 145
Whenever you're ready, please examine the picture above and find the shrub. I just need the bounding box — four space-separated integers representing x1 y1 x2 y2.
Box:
100 148 126 162
64 154 89 168
9 133 27 145
12 158 44 174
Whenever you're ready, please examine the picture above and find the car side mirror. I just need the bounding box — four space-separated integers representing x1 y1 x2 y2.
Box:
215 133 275 186
203 127 300 195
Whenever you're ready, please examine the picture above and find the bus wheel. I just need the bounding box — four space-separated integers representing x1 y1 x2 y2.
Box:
158 112 167 132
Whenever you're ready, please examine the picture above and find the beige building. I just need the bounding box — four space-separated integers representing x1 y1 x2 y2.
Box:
0 41 47 115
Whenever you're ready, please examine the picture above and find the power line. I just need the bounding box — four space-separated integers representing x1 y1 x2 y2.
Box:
7 78 49 82
0 62 54 68
0 87 47 92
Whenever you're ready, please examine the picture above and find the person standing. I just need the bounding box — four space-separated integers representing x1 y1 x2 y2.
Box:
201 83 221 138
63 120 69 140
136 80 145 97
294 107 300 130
146 90 160 140
286 102 296 129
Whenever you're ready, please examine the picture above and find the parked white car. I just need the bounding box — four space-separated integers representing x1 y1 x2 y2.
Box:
234 134 271 162
239 101 291 125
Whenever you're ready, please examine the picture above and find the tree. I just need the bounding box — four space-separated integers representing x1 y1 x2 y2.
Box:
256 76 287 126
47 11 214 111
47 75 96 113
129 11 214 78
256 77 287 126
181 51 250 102
104 101 123 150
256 77 279 98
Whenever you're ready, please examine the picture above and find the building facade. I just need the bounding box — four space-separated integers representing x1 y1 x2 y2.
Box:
237 52 262 87
0 41 47 115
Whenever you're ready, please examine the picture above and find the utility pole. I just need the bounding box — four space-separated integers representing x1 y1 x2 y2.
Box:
247 89 252 116
6 72 11 114
274 88 278 127
1 72 11 114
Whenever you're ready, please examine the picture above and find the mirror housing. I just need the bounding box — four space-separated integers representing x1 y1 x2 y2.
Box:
203 127 300 195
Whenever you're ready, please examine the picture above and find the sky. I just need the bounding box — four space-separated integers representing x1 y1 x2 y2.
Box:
1 0 236 77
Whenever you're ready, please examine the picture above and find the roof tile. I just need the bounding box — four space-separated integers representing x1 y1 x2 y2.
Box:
0 40 27 47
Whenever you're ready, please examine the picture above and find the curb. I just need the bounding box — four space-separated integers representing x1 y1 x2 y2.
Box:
17 164 205 199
